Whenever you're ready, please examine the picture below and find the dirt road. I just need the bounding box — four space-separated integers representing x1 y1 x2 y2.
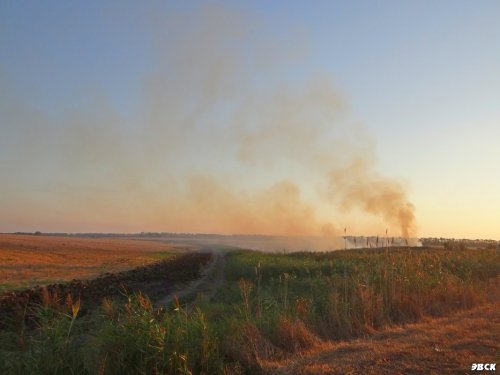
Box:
156 247 225 307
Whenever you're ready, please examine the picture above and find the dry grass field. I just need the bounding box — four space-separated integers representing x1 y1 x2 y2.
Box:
273 301 500 374
0 234 180 290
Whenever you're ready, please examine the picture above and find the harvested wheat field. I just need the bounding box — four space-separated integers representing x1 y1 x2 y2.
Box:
0 234 183 290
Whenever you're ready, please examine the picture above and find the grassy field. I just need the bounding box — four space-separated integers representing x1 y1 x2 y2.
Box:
0 245 498 374
0 234 180 292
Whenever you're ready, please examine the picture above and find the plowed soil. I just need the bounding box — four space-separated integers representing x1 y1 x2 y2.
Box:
0 249 212 328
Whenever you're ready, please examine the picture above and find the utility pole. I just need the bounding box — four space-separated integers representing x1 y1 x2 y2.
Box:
385 228 388 255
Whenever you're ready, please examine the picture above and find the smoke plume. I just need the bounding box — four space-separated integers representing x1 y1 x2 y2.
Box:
0 3 416 237
326 159 415 237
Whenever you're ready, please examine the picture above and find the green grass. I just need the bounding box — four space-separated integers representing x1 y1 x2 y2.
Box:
0 294 225 375
216 248 499 338
1 247 498 374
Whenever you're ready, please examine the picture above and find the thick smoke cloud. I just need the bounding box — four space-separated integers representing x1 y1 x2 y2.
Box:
326 159 415 237
0 4 415 237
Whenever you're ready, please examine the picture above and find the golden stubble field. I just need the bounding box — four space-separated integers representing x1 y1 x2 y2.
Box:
0 234 179 289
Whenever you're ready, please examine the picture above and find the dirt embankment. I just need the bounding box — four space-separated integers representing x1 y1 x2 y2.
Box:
0 252 212 328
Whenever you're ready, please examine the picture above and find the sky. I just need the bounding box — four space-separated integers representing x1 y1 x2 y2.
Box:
1 1 499 239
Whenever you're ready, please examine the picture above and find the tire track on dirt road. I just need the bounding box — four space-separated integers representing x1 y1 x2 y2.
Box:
155 247 225 307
